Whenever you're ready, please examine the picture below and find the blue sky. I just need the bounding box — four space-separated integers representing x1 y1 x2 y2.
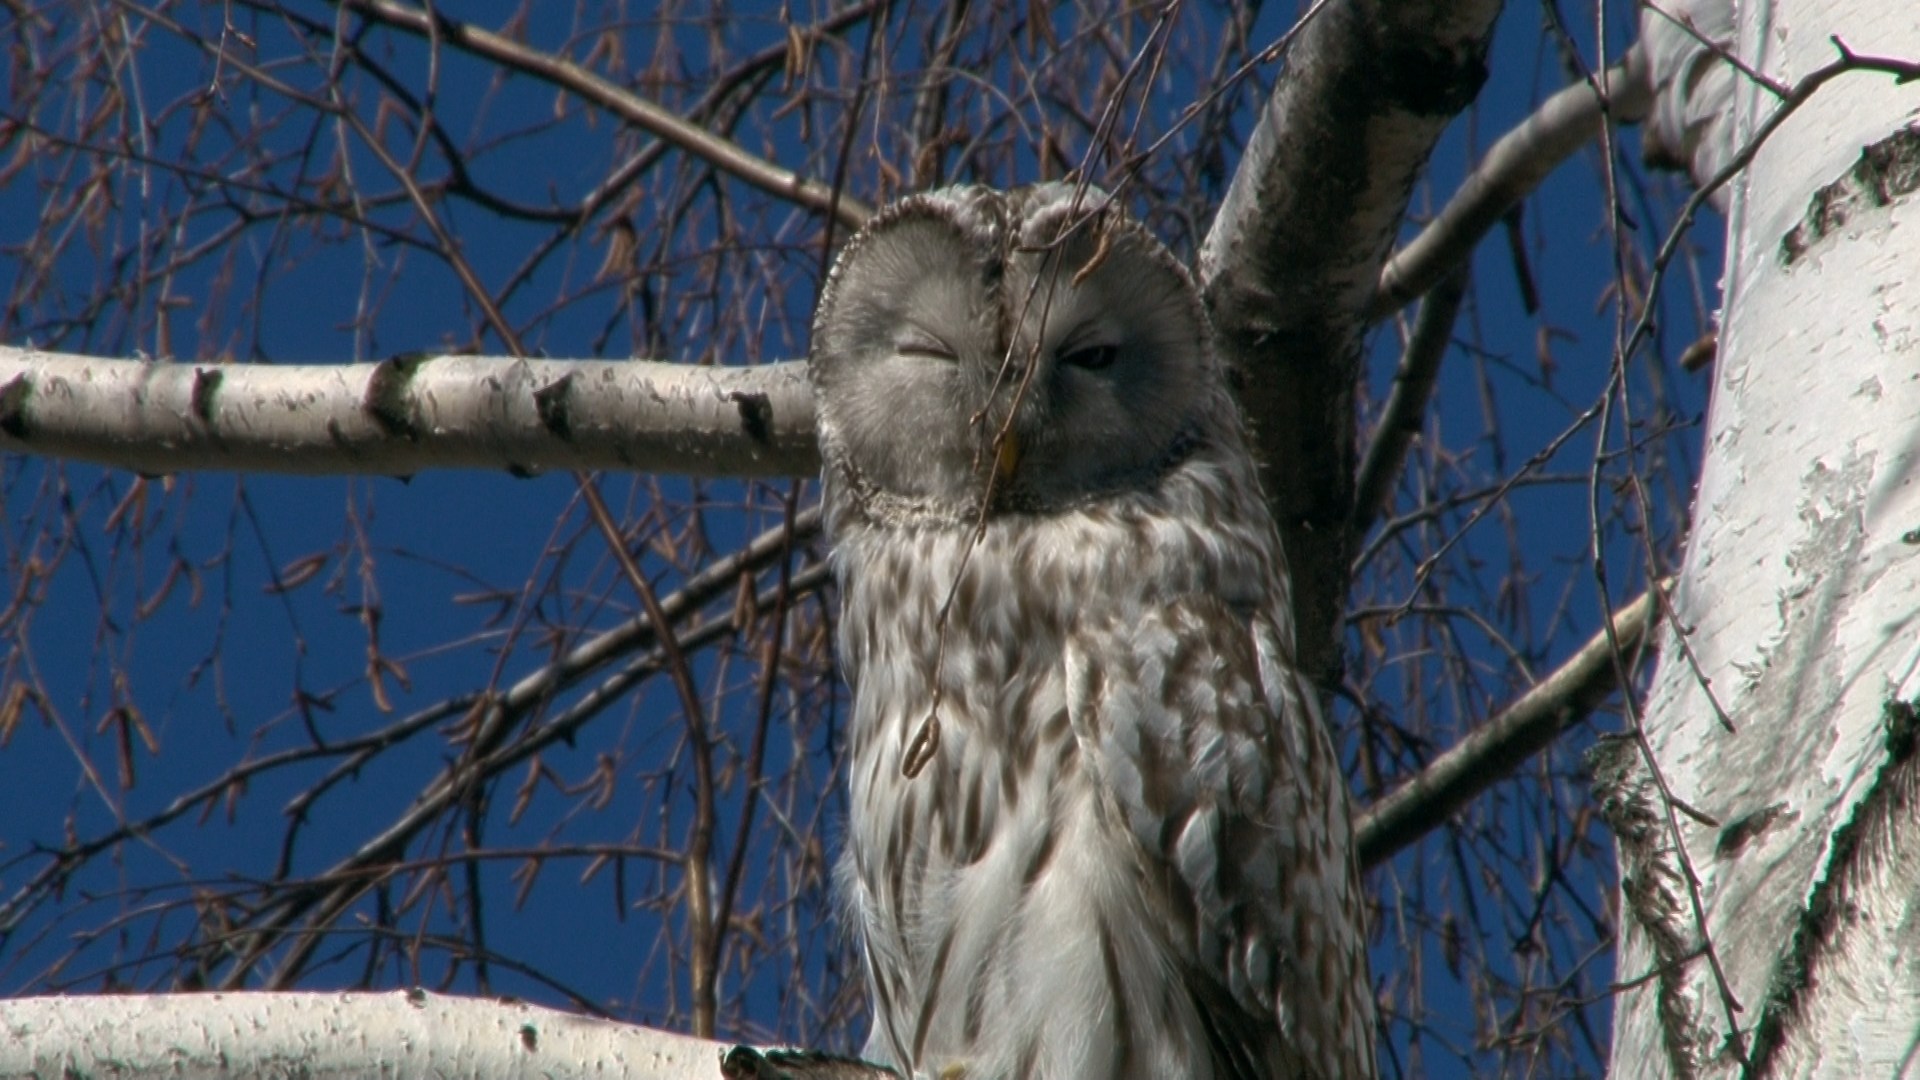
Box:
0 3 1719 1075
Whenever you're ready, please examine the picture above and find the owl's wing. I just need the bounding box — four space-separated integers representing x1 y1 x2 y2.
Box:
1065 593 1375 1079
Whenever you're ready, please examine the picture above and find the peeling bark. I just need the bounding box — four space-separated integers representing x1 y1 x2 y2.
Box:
1747 700 1920 1074
1607 2 1920 1075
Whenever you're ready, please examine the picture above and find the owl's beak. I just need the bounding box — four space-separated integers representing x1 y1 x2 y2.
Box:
991 430 1022 487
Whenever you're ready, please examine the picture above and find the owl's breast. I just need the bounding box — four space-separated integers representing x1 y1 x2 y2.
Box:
833 516 1100 896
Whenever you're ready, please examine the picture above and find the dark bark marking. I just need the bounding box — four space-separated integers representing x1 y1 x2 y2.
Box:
1589 734 1714 1078
190 367 222 426
730 389 775 445
534 371 576 439
1781 125 1920 264
0 374 30 439
1747 697 1920 1072
1715 802 1792 860
364 352 428 439
1368 33 1490 118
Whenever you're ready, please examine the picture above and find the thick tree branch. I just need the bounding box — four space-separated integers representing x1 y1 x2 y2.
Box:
0 347 817 478
1357 587 1659 869
1638 0 1740 210
1199 0 1502 686
0 991 726 1078
1 990 900 1078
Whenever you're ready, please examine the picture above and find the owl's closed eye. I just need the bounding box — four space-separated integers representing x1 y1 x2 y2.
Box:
809 183 1376 1080
809 183 1212 518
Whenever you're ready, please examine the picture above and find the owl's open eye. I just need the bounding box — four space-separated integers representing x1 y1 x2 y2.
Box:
1060 343 1119 371
896 327 958 363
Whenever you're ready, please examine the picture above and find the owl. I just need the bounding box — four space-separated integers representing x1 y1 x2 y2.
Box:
809 183 1375 1080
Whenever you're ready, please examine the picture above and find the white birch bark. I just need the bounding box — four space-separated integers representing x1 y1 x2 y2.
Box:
0 347 817 478
1605 1 1920 1075
0 0 1676 1072
0 991 726 1079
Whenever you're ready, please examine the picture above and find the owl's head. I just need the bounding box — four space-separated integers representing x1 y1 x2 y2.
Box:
809 183 1222 522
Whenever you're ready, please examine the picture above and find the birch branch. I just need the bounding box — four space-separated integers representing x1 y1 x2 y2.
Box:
1356 587 1660 869
1350 270 1467 534
0 347 818 478
0 991 725 1079
1638 0 1741 210
1371 47 1655 320
1198 0 1502 688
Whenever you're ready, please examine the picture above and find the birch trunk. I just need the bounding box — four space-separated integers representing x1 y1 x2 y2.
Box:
1605 1 1920 1075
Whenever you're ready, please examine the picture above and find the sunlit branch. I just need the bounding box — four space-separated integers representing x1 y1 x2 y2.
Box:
0 347 817 479
0 506 822 981
225 550 826 988
576 477 722 1036
236 558 830 989
1370 48 1653 321
0 991 727 1079
1356 587 1660 869
1197 0 1503 686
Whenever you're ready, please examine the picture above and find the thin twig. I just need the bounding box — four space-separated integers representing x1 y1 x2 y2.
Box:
330 0 871 230
575 475 719 1037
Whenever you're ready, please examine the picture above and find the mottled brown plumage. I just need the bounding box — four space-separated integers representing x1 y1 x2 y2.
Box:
810 184 1375 1080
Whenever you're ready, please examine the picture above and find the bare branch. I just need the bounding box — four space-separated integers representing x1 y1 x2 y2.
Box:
0 347 817 478
0 990 727 1078
1370 47 1654 321
1349 270 1466 535
329 0 872 230
577 477 722 1036
1199 0 1502 685
218 557 832 989
1357 587 1660 869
